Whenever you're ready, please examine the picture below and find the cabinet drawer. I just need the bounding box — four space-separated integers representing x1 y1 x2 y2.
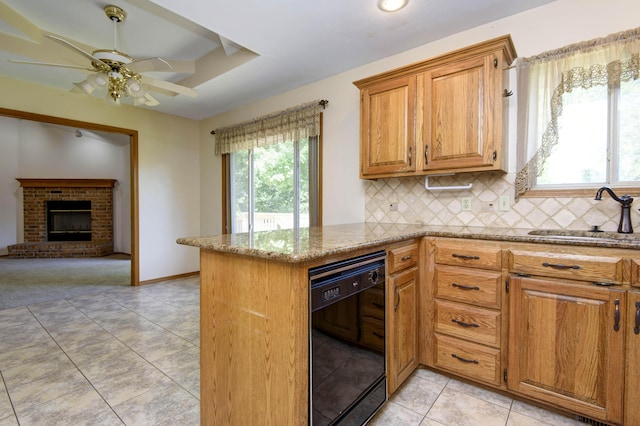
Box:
434 300 500 348
509 250 625 284
435 242 501 270
632 259 640 288
434 334 501 386
360 287 384 321
360 318 384 352
388 242 418 274
434 265 502 309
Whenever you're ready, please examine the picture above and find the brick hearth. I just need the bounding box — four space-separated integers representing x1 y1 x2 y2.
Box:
8 178 117 258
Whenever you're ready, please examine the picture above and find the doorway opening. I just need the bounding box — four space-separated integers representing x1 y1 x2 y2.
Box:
0 107 139 286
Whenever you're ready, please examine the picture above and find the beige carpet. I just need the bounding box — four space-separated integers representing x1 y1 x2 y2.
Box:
0 254 131 310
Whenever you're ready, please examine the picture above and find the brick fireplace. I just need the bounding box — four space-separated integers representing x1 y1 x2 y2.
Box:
8 178 117 258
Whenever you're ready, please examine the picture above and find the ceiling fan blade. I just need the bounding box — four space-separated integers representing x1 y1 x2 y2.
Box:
143 93 160 106
128 58 172 73
141 76 198 98
8 59 91 71
44 34 110 71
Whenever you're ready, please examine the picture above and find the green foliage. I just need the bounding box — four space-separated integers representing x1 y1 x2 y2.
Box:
232 139 310 215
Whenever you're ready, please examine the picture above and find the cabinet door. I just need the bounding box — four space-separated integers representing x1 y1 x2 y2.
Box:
422 54 498 171
508 277 625 425
387 267 419 393
360 76 416 177
625 291 640 425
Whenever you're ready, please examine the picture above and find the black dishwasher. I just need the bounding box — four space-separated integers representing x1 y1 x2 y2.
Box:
309 251 386 425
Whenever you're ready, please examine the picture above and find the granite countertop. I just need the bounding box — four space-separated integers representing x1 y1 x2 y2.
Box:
177 223 640 263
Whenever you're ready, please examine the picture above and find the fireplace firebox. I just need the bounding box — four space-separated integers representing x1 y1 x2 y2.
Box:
47 200 91 241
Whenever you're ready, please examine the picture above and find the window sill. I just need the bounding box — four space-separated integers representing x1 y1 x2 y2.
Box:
521 186 640 198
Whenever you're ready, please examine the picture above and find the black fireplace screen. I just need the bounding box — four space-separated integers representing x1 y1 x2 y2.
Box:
46 200 91 241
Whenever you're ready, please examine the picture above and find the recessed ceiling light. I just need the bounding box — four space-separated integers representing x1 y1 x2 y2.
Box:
378 0 409 12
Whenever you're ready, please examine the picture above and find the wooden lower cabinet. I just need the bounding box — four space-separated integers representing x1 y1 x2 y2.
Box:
626 290 640 425
508 276 625 425
387 266 419 393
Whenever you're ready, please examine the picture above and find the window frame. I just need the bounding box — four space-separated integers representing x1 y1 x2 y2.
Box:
527 74 640 197
221 118 323 233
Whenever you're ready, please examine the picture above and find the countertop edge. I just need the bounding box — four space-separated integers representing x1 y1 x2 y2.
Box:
177 224 640 263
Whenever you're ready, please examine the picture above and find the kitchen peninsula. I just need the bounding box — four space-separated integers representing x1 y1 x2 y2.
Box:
177 223 640 426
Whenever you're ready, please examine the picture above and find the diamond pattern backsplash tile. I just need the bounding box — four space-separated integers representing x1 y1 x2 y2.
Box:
364 172 634 232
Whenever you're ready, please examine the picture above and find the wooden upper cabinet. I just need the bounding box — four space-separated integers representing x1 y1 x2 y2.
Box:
359 75 416 177
422 54 498 171
354 35 516 179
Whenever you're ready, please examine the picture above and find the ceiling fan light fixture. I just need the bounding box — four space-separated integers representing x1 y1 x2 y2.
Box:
73 72 108 95
126 78 146 98
378 0 409 12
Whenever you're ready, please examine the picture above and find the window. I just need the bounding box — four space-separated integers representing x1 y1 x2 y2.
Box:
214 101 324 233
537 78 640 186
228 136 319 232
515 27 640 197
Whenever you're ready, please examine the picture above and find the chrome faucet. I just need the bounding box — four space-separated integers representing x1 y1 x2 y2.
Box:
594 186 634 233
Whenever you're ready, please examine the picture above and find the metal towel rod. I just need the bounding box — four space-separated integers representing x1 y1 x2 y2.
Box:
424 174 473 191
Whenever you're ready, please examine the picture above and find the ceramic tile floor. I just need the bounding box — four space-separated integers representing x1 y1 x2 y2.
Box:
0 276 584 426
369 367 585 426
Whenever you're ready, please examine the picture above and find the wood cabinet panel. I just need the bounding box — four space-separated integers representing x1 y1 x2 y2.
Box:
388 242 419 273
625 291 640 425
434 264 501 309
508 276 625 424
434 333 501 386
359 76 416 177
435 299 500 347
422 54 497 171
200 251 308 425
387 266 419 394
509 249 625 284
631 259 640 288
434 242 502 270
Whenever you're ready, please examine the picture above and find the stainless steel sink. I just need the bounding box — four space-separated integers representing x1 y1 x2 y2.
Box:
527 229 636 241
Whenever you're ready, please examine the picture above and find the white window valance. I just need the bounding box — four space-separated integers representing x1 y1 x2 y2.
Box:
213 100 326 155
515 27 640 198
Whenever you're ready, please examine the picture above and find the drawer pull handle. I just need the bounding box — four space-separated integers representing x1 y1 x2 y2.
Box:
452 283 480 291
451 353 479 364
401 255 413 261
614 299 621 332
542 262 581 270
635 302 640 335
373 332 384 339
452 253 480 260
452 319 479 328
372 302 384 309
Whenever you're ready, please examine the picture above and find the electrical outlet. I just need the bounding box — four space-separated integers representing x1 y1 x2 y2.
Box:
460 197 472 212
499 195 510 211
389 202 398 212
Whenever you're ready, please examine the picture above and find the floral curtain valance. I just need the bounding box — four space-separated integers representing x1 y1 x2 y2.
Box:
213 100 326 155
515 27 640 198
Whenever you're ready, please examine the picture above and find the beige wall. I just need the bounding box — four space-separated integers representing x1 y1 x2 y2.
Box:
1 0 636 280
201 0 640 232
0 78 201 281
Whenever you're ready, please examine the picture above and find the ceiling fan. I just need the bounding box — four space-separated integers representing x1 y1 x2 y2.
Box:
9 5 197 106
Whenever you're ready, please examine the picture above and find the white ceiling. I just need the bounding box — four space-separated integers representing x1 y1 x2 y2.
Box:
0 0 556 120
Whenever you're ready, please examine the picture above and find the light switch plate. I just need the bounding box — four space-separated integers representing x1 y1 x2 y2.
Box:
499 195 510 211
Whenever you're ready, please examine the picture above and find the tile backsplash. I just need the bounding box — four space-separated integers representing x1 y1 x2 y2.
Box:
365 172 636 232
